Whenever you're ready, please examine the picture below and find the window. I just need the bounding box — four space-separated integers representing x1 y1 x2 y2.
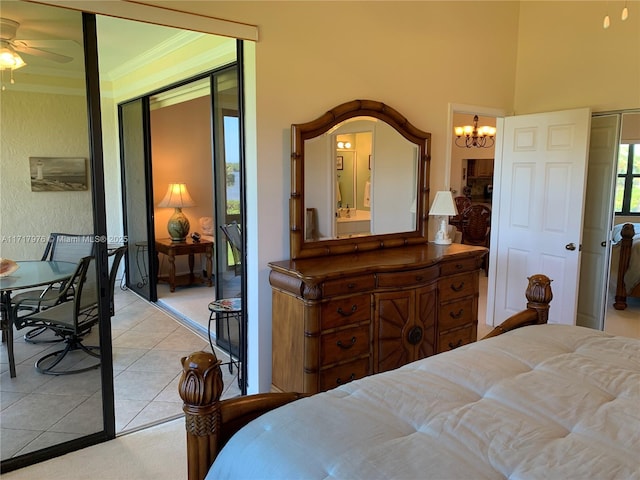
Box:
615 143 640 214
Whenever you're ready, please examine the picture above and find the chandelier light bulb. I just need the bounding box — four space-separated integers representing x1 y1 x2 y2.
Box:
621 6 628 20
603 14 611 28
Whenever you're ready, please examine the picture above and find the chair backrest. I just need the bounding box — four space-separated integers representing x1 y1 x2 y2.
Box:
42 233 95 263
454 196 472 214
221 221 242 258
108 246 127 316
461 204 492 246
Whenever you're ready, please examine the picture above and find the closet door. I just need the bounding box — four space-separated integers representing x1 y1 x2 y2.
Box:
119 98 157 301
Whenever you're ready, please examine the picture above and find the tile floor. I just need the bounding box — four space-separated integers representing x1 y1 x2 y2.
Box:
0 285 239 460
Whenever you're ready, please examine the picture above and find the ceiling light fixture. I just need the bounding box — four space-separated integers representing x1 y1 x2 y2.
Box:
337 140 352 149
0 39 26 90
0 40 26 70
454 115 496 149
603 2 630 28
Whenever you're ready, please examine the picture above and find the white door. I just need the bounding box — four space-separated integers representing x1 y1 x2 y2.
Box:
488 108 592 325
576 115 620 330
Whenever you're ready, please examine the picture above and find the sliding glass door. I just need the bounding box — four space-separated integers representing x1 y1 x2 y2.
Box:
119 98 157 301
0 7 113 472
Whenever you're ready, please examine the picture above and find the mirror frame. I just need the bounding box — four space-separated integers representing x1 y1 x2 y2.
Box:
290 99 431 259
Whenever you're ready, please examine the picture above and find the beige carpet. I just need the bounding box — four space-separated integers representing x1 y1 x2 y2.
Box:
2 418 186 480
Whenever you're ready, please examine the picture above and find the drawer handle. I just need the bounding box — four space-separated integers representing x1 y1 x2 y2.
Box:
449 309 464 319
415 275 423 281
337 305 357 317
347 283 356 289
448 339 463 350
336 373 356 385
456 264 463 270
450 282 465 292
337 336 357 349
407 326 423 345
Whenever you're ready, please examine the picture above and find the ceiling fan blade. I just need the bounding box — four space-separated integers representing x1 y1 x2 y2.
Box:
13 42 73 63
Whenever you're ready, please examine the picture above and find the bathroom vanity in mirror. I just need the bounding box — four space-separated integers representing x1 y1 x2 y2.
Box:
270 100 487 394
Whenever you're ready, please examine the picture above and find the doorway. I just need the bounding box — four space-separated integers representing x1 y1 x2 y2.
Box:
119 64 244 329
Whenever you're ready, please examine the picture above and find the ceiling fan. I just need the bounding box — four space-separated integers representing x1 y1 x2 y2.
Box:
0 17 73 70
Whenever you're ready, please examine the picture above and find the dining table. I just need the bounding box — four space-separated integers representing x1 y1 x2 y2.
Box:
0 260 77 378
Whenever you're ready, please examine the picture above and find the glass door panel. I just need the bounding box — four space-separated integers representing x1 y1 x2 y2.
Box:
119 99 157 301
0 6 110 471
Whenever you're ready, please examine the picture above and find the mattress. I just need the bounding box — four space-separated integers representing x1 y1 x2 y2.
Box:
208 325 640 479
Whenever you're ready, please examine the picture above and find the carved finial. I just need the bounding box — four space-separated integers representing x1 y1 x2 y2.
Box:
179 351 224 408
526 274 553 305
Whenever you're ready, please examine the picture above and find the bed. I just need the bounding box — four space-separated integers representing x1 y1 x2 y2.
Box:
178 274 640 480
613 222 640 310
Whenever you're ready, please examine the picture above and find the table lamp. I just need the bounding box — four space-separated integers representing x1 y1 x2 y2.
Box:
158 183 196 242
428 191 457 245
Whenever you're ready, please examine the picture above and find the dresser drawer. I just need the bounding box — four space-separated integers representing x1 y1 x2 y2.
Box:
439 272 476 303
437 325 476 353
440 258 478 276
377 266 439 288
322 274 376 297
438 297 475 331
319 357 370 391
320 324 370 365
321 294 371 330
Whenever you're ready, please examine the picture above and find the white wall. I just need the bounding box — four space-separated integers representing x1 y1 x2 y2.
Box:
0 91 93 260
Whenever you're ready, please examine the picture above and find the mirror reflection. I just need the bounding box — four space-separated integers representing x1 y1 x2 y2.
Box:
304 117 418 241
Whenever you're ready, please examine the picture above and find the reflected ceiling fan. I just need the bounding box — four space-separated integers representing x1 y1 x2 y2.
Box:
0 17 73 71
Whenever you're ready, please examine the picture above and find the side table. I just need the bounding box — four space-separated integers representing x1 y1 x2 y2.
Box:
155 238 213 292
208 298 243 389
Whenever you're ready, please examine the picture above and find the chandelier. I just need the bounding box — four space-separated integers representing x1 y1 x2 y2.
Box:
454 115 496 148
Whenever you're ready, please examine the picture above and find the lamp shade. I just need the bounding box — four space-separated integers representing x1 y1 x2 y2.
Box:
158 183 196 208
428 191 457 217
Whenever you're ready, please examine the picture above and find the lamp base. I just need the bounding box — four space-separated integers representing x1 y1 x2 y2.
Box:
433 217 452 245
167 207 190 243
433 238 453 245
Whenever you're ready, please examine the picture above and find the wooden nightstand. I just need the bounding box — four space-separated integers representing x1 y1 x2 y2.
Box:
155 238 213 292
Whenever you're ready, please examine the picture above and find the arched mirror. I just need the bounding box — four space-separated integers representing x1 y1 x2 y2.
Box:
291 100 431 259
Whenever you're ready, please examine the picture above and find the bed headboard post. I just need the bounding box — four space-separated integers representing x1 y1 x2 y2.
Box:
525 274 553 324
614 223 635 309
483 274 553 339
179 351 224 480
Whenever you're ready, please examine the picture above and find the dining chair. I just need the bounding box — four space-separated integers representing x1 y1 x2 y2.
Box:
220 221 242 276
1 300 16 378
461 204 492 275
11 232 94 343
450 196 472 232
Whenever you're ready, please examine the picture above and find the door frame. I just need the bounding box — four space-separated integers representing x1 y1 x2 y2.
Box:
446 103 507 326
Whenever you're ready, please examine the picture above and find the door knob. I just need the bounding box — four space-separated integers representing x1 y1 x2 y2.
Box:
565 243 576 251
601 241 607 247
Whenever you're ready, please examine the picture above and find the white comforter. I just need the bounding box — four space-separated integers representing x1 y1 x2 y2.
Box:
209 325 640 480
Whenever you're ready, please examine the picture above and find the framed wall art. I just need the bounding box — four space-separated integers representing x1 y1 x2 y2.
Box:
336 156 343 170
29 157 88 192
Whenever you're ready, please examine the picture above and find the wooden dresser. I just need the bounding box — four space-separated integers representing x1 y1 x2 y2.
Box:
268 243 487 394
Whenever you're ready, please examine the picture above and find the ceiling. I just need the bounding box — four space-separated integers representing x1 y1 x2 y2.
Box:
0 0 187 77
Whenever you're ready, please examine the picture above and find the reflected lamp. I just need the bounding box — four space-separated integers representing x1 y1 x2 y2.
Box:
158 183 196 242
428 191 457 245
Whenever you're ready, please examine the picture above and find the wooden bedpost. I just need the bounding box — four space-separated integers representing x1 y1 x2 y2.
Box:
179 351 224 480
614 223 635 310
483 274 553 338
